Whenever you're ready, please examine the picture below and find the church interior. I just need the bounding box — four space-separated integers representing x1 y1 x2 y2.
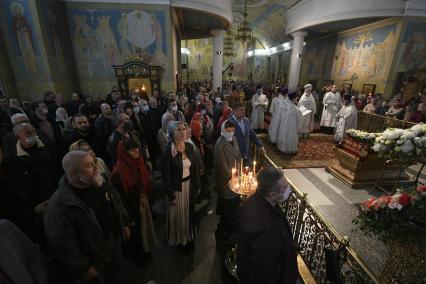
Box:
0 0 425 283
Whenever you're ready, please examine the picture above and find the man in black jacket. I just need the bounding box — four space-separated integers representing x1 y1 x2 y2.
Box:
237 167 299 284
64 113 103 159
44 150 129 284
138 98 161 167
3 123 57 244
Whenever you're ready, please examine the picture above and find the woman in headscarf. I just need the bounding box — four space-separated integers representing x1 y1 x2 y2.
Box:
111 138 156 263
55 107 70 135
69 139 111 178
216 106 232 132
9 99 24 115
157 112 175 150
160 121 202 250
190 112 204 156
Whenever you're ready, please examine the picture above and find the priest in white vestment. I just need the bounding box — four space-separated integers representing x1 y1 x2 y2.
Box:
297 84 317 139
268 87 288 143
320 85 342 134
334 94 358 143
276 92 303 154
250 85 269 131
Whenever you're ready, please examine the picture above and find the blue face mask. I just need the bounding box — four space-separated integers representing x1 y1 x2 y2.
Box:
24 135 37 146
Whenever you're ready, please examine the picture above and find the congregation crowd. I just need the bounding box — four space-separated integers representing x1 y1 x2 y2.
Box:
0 82 282 284
0 79 424 284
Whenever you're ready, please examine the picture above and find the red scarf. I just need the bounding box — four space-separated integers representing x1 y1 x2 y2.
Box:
217 106 232 131
112 140 151 194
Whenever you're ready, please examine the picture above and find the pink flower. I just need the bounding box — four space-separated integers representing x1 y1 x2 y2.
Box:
362 197 376 211
417 185 426 193
378 195 392 206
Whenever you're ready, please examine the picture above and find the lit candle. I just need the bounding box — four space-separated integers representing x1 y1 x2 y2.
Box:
232 168 236 179
253 161 257 176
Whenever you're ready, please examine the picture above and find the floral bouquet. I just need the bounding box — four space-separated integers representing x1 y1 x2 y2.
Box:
353 186 426 240
345 129 377 146
372 123 426 163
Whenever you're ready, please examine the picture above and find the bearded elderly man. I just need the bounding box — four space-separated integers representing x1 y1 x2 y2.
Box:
237 167 298 284
44 151 130 284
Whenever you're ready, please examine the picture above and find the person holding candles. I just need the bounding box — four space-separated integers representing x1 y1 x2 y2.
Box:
160 121 202 251
213 120 241 249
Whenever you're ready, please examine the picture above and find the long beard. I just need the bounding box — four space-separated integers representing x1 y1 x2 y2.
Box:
79 172 103 188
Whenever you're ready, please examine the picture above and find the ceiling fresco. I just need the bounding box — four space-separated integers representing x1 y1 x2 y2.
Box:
232 0 288 47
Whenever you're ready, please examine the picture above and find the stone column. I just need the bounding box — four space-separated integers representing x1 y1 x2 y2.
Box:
211 29 225 90
288 30 307 90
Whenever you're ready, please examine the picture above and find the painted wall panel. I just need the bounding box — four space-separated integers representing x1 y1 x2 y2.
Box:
65 3 172 94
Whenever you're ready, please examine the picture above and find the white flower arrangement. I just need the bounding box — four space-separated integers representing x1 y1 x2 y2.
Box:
371 123 426 162
345 129 377 145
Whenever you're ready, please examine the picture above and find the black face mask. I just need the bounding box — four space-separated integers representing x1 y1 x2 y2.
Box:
79 126 90 135
123 121 134 131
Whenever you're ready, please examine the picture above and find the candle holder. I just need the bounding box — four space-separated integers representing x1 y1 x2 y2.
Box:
229 165 258 196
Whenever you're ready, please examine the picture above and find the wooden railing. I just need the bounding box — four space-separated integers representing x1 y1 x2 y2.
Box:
357 112 417 132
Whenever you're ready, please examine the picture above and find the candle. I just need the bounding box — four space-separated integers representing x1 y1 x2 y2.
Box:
232 168 236 179
253 161 257 176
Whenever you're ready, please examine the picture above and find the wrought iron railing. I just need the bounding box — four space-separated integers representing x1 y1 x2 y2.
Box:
258 150 379 284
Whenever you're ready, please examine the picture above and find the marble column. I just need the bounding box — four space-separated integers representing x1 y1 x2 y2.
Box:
211 29 225 90
288 30 307 91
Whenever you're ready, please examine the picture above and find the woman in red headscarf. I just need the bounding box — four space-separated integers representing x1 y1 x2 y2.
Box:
111 138 156 263
216 106 233 132
190 112 204 155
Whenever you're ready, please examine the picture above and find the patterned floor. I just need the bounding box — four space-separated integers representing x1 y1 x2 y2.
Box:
259 133 338 168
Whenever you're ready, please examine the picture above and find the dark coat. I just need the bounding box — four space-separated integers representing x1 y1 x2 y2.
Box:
64 128 103 159
0 173 41 244
94 115 113 140
237 192 299 284
44 176 127 282
139 110 162 163
4 141 57 204
0 219 48 284
2 129 50 160
213 136 240 199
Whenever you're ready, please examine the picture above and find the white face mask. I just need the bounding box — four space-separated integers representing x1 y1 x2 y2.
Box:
222 131 234 141
215 97 221 103
24 135 38 146
201 110 206 115
275 185 292 202
133 106 140 113
171 106 178 113
282 185 292 201
143 105 149 112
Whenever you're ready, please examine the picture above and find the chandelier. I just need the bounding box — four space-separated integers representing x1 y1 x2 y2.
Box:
235 0 253 42
223 29 236 57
